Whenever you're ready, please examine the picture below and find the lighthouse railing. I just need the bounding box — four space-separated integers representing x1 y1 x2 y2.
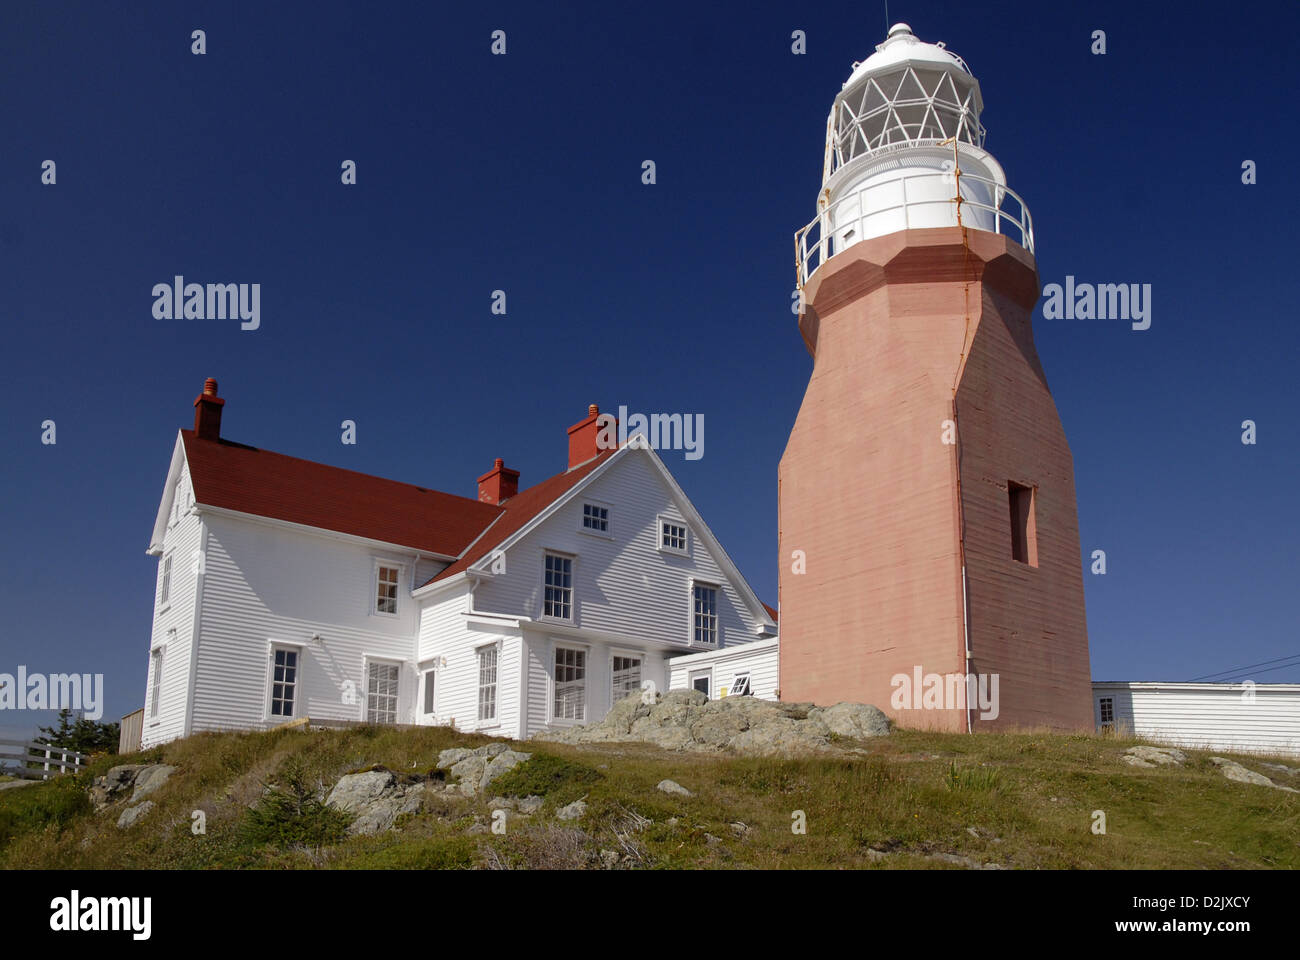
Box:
795 171 1034 286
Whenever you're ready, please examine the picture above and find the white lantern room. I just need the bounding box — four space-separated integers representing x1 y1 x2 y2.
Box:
796 24 1034 284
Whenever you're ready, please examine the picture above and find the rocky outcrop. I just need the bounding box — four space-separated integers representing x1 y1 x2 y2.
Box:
1121 745 1187 768
91 764 175 810
325 770 431 836
435 743 532 796
1209 757 1299 793
656 779 693 797
116 800 155 829
536 690 889 756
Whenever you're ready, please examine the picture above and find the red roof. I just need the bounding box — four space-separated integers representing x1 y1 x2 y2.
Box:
429 448 616 583
182 431 504 557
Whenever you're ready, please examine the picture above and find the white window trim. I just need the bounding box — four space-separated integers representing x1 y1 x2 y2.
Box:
149 646 166 719
657 515 689 556
158 551 174 611
578 499 614 540
609 648 644 706
418 657 440 721
726 672 751 698
689 578 721 647
549 639 591 726
266 642 304 722
689 667 713 700
539 549 578 625
474 641 502 730
371 557 406 619
362 655 404 725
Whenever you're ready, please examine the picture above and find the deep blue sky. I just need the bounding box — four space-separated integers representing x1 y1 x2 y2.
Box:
2 0 1297 738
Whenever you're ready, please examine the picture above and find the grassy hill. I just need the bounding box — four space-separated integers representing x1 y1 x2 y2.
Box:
1 724 1296 869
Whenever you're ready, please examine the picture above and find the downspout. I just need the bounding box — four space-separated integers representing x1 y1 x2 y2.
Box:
952 207 975 735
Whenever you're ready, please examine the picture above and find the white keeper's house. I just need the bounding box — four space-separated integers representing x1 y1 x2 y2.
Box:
138 379 777 749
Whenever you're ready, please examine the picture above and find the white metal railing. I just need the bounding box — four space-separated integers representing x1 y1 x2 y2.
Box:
794 170 1034 286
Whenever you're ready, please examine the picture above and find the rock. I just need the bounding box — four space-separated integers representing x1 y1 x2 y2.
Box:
325 770 396 813
599 849 620 869
729 716 829 756
810 703 891 739
1121 755 1155 768
90 764 149 809
131 765 177 802
517 795 544 815
480 750 531 793
656 779 693 797
729 821 749 836
436 748 474 769
116 801 155 829
865 848 889 862
487 796 517 811
1260 762 1298 776
465 817 489 835
449 756 488 796
1124 745 1186 766
477 743 511 759
928 851 1004 870
1209 757 1299 792
556 799 587 821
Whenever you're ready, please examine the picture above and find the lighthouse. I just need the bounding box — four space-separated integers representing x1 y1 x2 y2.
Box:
778 24 1092 731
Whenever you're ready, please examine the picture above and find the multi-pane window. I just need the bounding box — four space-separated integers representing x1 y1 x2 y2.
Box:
582 503 609 533
691 672 711 699
477 647 498 721
149 648 165 718
554 647 586 721
1099 697 1114 725
693 584 718 645
270 648 298 718
543 552 573 620
660 519 688 553
611 655 642 702
366 661 399 724
730 673 752 697
375 564 400 614
159 554 173 606
423 670 436 716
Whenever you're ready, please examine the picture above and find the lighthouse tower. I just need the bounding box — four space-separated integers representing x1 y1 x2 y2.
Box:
778 24 1092 731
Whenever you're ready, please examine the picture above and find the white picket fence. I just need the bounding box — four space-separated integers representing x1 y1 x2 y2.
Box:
0 739 89 780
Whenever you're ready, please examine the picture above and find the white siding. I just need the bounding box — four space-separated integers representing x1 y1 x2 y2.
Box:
190 512 421 735
669 637 780 701
142 464 201 748
1094 682 1300 757
473 451 765 652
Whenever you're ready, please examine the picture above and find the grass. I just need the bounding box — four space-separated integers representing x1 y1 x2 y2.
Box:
0 724 1296 869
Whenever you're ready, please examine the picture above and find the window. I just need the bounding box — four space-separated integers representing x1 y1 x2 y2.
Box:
375 564 400 615
1008 481 1038 566
693 583 718 645
1099 697 1114 726
729 673 752 697
581 502 609 534
543 552 573 620
659 518 688 554
554 647 587 721
477 647 498 722
422 669 436 716
159 553 173 606
611 655 642 702
270 648 298 718
149 648 165 718
170 481 185 527
690 670 711 699
366 661 399 724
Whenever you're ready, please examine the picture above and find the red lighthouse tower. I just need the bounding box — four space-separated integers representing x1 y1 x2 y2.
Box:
778 24 1092 731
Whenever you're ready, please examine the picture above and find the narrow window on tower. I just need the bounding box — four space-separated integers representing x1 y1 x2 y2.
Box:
1008 481 1038 567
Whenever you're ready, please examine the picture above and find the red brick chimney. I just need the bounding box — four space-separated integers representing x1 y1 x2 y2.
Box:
477 457 519 505
567 404 610 469
193 378 225 442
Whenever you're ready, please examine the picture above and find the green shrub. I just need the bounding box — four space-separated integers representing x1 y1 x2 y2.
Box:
0 775 90 847
487 753 602 801
239 762 350 848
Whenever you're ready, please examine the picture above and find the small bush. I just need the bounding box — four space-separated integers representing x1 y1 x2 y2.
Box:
487 753 602 801
239 762 350 848
0 775 90 848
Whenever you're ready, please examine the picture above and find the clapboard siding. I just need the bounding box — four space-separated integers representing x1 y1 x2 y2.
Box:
669 637 780 701
473 451 763 650
142 465 202 748
191 513 421 733
1094 682 1300 757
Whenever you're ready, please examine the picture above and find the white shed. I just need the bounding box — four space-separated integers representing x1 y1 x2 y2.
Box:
668 637 779 702
1092 681 1300 757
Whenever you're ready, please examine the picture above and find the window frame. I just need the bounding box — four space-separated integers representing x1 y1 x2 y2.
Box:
1098 696 1114 727
268 644 301 720
149 646 166 719
159 551 174 609
578 499 613 539
476 643 500 726
657 516 689 556
609 650 643 705
727 673 752 697
364 658 402 725
540 550 576 623
551 642 589 724
690 579 720 647
371 558 406 619
689 668 712 700
421 664 437 719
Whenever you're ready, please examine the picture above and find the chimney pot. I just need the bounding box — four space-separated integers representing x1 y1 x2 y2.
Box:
477 457 519 505
203 378 218 396
567 403 613 469
193 377 225 442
